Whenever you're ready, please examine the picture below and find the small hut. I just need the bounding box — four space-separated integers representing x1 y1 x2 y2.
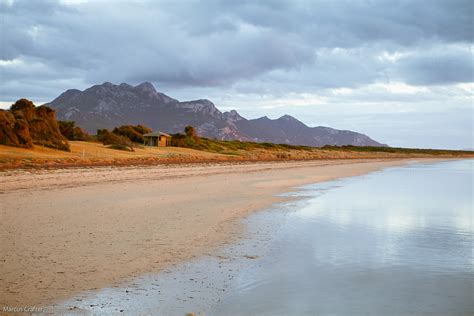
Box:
143 131 171 147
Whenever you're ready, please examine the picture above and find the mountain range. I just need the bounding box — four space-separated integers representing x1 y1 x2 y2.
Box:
45 82 385 147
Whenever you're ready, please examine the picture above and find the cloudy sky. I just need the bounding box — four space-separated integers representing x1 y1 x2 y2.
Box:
1 0 472 149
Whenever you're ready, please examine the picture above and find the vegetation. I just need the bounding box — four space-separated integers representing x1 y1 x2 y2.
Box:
184 125 197 138
171 126 313 155
58 121 91 141
107 144 135 152
321 145 474 155
112 124 151 143
173 137 313 153
168 126 473 157
97 129 134 151
0 98 70 151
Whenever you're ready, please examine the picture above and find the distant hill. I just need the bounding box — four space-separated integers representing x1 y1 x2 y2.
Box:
45 82 385 147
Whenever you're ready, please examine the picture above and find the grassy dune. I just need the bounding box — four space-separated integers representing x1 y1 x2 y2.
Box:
0 141 227 169
0 139 472 170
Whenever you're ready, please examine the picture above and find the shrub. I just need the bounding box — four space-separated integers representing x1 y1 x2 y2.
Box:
112 124 151 143
184 125 200 144
108 144 134 152
2 99 70 151
97 129 134 151
184 125 196 138
58 121 91 141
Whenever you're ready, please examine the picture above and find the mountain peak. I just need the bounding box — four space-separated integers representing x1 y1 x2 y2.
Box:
194 99 214 105
223 109 244 122
102 81 115 88
278 114 299 122
275 114 307 128
119 82 132 88
177 98 221 117
135 82 156 92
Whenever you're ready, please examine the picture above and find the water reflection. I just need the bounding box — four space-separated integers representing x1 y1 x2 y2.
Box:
213 160 474 315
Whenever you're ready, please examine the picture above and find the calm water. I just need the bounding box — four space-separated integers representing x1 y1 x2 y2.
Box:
212 159 474 315
55 160 473 315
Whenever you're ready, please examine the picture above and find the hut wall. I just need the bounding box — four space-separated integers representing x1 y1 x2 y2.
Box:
158 136 167 147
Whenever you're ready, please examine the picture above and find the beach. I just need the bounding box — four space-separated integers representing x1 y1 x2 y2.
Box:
0 158 446 307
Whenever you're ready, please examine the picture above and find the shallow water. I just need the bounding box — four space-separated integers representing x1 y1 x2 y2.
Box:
212 159 474 315
55 160 473 315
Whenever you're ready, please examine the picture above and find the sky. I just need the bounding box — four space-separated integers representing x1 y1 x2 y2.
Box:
0 0 472 149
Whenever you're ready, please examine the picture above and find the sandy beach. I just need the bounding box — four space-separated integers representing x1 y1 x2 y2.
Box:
0 158 444 307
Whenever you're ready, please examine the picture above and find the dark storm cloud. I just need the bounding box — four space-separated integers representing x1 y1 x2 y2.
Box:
1 0 472 96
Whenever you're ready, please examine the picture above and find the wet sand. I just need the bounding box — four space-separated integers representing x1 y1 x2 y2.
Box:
0 159 442 307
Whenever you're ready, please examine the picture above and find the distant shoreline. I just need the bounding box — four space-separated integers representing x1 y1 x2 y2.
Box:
0 158 458 308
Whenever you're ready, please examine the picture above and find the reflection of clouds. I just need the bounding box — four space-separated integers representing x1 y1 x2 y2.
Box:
335 212 352 226
454 204 473 233
385 212 416 233
382 203 429 234
297 198 423 235
286 160 473 278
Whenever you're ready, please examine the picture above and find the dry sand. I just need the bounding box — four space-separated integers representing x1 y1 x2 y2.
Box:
0 158 444 307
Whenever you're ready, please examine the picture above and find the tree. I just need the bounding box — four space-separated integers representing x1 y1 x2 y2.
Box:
184 125 197 138
184 125 200 144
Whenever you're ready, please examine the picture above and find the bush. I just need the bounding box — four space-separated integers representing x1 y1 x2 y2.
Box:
58 121 91 141
132 124 152 135
184 125 200 144
170 133 186 147
108 144 134 152
184 125 196 138
3 99 70 151
97 129 134 151
112 124 151 143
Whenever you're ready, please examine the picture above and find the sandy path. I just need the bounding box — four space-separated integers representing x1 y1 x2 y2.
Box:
0 159 437 307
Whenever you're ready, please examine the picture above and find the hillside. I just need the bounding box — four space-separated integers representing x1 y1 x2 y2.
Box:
45 82 384 147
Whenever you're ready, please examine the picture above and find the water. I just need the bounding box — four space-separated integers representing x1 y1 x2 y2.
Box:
55 160 473 315
211 159 474 315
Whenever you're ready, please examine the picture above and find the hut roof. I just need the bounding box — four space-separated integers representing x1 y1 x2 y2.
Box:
143 131 171 137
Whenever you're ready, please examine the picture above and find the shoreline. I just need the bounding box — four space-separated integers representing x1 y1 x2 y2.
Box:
0 158 459 308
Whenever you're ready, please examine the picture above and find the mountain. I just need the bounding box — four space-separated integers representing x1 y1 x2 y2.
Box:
45 82 385 147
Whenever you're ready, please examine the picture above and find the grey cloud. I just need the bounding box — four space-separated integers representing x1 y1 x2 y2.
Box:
174 0 473 46
394 48 474 85
1 0 472 94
